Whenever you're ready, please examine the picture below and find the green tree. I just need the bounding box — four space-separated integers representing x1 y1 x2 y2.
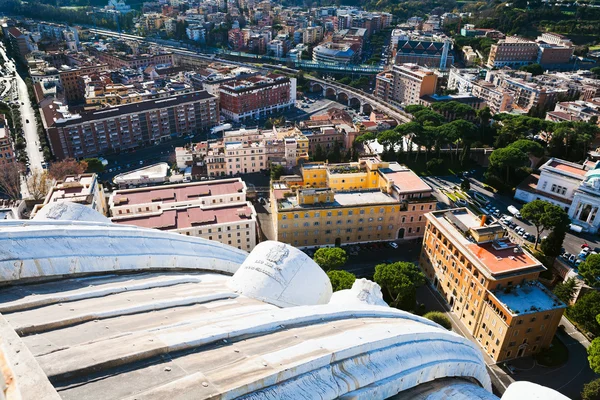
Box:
588 339 600 374
582 377 600 400
591 67 600 79
567 291 600 336
327 270 356 292
540 229 567 259
519 63 544 76
461 179 471 192
521 200 570 248
270 164 285 180
553 277 577 304
84 158 105 173
510 139 544 158
423 311 452 330
374 262 425 310
313 247 348 272
579 254 600 287
487 146 529 183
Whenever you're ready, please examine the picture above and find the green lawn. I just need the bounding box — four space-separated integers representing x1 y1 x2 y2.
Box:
590 44 600 51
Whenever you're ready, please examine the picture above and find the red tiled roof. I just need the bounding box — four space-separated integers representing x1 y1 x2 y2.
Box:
114 204 253 230
115 180 244 205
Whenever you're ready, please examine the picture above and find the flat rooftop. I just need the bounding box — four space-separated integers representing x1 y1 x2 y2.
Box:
545 158 587 177
381 167 432 194
430 209 543 277
465 241 540 275
492 281 565 316
46 174 96 205
112 179 244 206
113 203 254 230
279 189 398 210
113 163 169 183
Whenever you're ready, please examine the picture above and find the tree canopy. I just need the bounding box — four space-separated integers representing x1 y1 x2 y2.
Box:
582 378 600 400
373 261 425 311
313 247 348 272
84 158 105 174
520 200 570 248
579 254 600 287
588 339 600 375
553 277 577 305
48 159 87 181
567 291 600 336
423 311 452 330
327 270 356 292
270 164 285 181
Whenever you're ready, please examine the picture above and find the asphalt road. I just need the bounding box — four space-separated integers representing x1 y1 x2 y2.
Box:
424 172 596 257
0 44 44 171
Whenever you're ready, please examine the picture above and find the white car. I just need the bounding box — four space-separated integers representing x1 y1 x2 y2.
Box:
389 242 398 249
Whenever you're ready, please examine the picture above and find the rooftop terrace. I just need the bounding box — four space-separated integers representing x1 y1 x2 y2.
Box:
491 281 565 316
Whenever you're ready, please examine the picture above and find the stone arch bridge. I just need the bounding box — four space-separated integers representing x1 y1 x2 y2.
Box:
309 79 411 123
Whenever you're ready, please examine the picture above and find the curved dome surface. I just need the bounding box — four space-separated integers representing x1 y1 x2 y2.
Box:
0 217 568 400
229 240 333 307
33 202 111 223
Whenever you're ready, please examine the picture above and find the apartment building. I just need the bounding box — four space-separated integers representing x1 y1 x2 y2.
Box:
6 27 32 62
487 37 540 68
546 99 600 124
109 178 257 251
470 81 513 114
225 142 267 175
84 80 194 110
91 51 174 70
0 115 15 166
59 64 110 104
219 74 296 122
271 157 436 248
375 70 393 103
394 40 453 69
32 173 106 217
45 90 219 159
387 63 437 106
420 208 565 362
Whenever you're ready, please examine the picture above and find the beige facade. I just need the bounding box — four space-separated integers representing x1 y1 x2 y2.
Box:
420 208 565 362
389 63 437 106
272 158 435 248
109 178 257 251
32 173 106 218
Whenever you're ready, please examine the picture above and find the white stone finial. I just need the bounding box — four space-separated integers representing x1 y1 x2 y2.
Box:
329 278 388 307
228 241 332 307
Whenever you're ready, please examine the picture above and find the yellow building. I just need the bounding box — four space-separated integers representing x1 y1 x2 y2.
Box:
271 157 436 247
420 208 566 362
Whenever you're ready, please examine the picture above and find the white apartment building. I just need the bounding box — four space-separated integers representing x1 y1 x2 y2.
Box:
447 68 481 94
470 81 513 114
515 158 600 233
109 178 258 251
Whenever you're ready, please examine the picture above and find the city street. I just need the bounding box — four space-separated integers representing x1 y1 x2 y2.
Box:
0 44 44 171
423 171 597 256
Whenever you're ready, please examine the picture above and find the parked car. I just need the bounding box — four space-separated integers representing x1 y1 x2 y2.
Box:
575 259 583 268
389 242 398 249
568 254 577 263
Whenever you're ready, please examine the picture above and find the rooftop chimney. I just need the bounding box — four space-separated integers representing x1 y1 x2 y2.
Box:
480 214 487 227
